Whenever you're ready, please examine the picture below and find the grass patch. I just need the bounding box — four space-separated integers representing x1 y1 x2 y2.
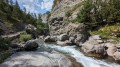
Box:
19 31 32 42
89 24 120 44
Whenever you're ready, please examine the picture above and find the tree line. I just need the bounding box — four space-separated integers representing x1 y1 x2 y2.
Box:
0 0 37 25
0 0 49 29
76 0 120 29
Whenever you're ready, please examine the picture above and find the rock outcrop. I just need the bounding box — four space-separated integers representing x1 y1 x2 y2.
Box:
81 35 120 61
66 23 90 45
49 0 84 36
24 40 38 51
41 13 48 23
48 0 89 45
81 35 106 58
25 24 49 38
0 50 73 67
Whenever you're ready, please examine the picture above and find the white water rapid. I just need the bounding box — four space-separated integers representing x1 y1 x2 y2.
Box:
37 40 120 67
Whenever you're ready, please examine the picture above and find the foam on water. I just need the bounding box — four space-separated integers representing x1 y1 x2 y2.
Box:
36 40 120 67
46 44 120 67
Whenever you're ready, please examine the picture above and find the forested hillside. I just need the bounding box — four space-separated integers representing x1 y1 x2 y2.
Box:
75 0 120 44
0 0 37 35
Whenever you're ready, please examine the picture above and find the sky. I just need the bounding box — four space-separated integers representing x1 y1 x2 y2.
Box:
12 0 54 15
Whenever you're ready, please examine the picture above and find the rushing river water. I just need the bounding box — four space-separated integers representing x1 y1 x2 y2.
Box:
37 40 120 67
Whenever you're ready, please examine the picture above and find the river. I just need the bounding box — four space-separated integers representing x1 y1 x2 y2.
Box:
37 40 120 67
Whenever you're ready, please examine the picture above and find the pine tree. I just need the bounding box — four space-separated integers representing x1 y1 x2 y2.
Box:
15 0 20 8
9 0 13 6
23 7 26 13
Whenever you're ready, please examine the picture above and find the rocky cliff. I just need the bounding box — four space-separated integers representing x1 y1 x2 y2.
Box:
41 14 48 23
48 0 84 36
48 0 89 45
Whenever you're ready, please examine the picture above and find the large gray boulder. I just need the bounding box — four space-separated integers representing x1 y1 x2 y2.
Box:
24 40 38 51
105 43 117 57
81 36 106 55
0 50 73 67
113 51 120 61
66 23 90 46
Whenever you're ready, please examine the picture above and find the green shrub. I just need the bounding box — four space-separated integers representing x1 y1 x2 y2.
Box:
65 11 72 17
19 31 32 42
19 34 32 42
0 38 10 51
113 37 120 44
76 0 95 23
89 24 120 44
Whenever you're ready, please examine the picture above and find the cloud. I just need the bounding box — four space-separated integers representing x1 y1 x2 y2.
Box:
40 0 54 11
17 0 53 14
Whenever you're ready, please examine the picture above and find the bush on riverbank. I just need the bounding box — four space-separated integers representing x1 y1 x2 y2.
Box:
75 0 120 29
19 31 32 42
90 24 120 44
0 38 10 51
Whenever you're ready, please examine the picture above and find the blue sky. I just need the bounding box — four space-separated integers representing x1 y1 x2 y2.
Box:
12 0 54 14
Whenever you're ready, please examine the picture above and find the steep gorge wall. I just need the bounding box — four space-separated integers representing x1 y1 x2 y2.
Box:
48 0 84 36
51 0 84 18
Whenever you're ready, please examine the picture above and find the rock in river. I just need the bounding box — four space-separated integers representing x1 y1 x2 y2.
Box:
24 40 38 51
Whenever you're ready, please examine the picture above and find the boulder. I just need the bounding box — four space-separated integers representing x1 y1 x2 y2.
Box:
24 40 38 51
105 43 117 57
58 34 69 41
81 37 106 56
44 36 57 42
66 23 90 46
107 46 117 57
113 51 120 61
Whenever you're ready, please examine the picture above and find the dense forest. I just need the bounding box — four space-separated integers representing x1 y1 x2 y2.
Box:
0 0 37 25
75 0 120 43
75 0 120 28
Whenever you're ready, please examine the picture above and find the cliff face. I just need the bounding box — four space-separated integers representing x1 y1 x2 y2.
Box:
41 14 48 23
51 0 83 18
48 0 84 36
